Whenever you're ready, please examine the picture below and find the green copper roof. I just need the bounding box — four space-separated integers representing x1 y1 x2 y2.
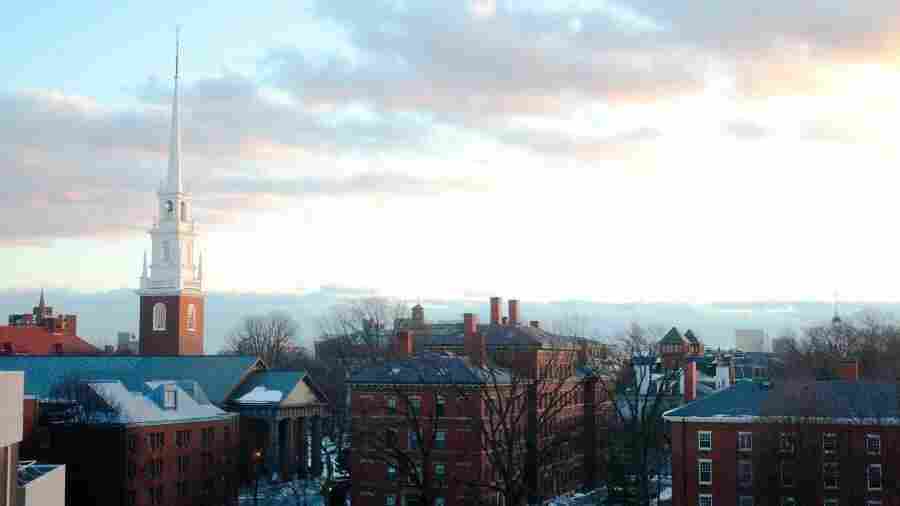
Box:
0 355 263 405
659 327 686 345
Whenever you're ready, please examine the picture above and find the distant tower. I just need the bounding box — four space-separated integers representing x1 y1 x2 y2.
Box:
137 28 204 355
831 290 842 326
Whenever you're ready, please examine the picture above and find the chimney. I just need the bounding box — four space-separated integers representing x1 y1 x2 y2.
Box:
412 304 425 323
490 297 502 326
394 330 414 358
502 316 508 326
464 313 486 366
837 359 859 382
508 299 520 326
530 320 540 329
683 359 697 402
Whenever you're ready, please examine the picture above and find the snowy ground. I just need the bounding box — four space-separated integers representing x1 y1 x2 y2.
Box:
239 479 325 506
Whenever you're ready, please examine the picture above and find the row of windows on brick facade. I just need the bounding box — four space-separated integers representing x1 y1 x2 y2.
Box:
697 458 883 491
151 302 197 331
381 494 445 506
697 430 882 455
129 427 229 452
381 388 586 418
127 452 226 480
125 478 220 506
698 494 883 506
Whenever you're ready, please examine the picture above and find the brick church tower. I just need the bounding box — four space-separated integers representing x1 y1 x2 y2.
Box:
137 30 204 355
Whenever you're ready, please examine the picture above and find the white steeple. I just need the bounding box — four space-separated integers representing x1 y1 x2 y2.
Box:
139 27 202 296
166 26 183 194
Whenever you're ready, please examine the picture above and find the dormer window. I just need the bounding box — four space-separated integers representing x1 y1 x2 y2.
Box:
164 384 177 409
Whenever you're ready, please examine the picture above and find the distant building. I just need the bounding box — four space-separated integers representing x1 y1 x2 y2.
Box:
735 329 766 353
1 292 97 355
117 332 139 354
0 371 65 506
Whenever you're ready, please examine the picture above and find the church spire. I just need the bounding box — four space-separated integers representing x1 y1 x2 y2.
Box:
38 288 45 309
166 26 183 194
142 250 148 278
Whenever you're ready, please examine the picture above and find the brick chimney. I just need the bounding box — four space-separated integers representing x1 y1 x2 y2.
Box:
464 313 486 366
683 359 697 402
394 330 414 358
530 320 540 329
508 299 520 326
837 359 859 381
490 297 502 326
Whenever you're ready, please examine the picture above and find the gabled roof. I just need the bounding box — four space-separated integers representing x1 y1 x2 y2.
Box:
0 355 263 405
664 380 900 422
348 352 512 385
684 330 699 344
0 326 98 354
227 370 327 407
659 327 687 346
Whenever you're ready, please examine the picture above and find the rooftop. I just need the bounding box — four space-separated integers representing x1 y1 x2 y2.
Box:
349 351 512 385
83 379 233 425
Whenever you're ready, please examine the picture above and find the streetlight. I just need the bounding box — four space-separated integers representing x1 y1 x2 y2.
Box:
254 450 263 506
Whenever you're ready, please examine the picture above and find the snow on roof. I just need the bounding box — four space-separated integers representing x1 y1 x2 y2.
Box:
86 379 232 425
235 386 283 404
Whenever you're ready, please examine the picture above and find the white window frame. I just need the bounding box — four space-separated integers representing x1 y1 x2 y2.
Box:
824 499 839 506
152 303 167 331
866 434 881 456
867 464 882 491
435 430 447 449
738 432 752 452
386 494 396 506
822 433 837 454
699 494 712 506
698 459 712 486
163 384 177 409
738 497 753 506
823 462 839 490
698 431 712 451
186 304 196 331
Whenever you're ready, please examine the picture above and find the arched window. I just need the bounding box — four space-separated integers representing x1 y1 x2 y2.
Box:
180 201 187 222
186 304 196 331
152 303 167 331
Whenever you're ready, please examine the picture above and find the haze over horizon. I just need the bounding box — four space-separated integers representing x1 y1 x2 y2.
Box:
7 2 900 303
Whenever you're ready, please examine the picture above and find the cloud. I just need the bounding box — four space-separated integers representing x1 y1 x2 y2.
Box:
0 81 485 246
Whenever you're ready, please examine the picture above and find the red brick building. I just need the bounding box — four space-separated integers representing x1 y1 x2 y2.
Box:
349 297 610 506
24 379 240 506
1 291 97 355
665 363 896 506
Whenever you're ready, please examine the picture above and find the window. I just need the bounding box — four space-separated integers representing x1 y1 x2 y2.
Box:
164 385 177 409
436 395 446 417
387 397 397 415
177 481 188 497
738 432 752 452
868 464 882 491
823 433 837 454
162 240 171 262
824 499 839 506
126 490 136 506
823 462 839 490
698 459 712 485
435 463 446 487
866 434 881 456
224 426 230 443
385 429 398 447
867 501 882 506
435 430 447 449
147 458 163 479
177 455 190 473
127 461 136 480
737 460 752 487
387 464 397 481
386 495 396 506
128 434 137 453
202 427 215 448
699 494 712 506
435 498 445 506
148 432 165 451
148 486 164 506
180 201 187 222
781 498 796 506
409 430 419 449
779 433 796 454
410 397 422 417
186 304 196 331
152 303 167 331
739 497 753 506
781 461 795 487
698 431 712 451
176 430 192 448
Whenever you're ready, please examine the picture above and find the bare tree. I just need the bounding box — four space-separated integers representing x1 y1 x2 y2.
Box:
223 311 300 368
47 372 123 424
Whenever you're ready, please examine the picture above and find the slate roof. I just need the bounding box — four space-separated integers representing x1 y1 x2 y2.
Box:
659 327 687 345
0 355 263 405
423 323 581 348
664 380 900 421
86 379 233 425
348 352 512 385
683 330 699 344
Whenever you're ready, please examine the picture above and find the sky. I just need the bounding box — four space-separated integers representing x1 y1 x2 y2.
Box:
5 0 900 303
